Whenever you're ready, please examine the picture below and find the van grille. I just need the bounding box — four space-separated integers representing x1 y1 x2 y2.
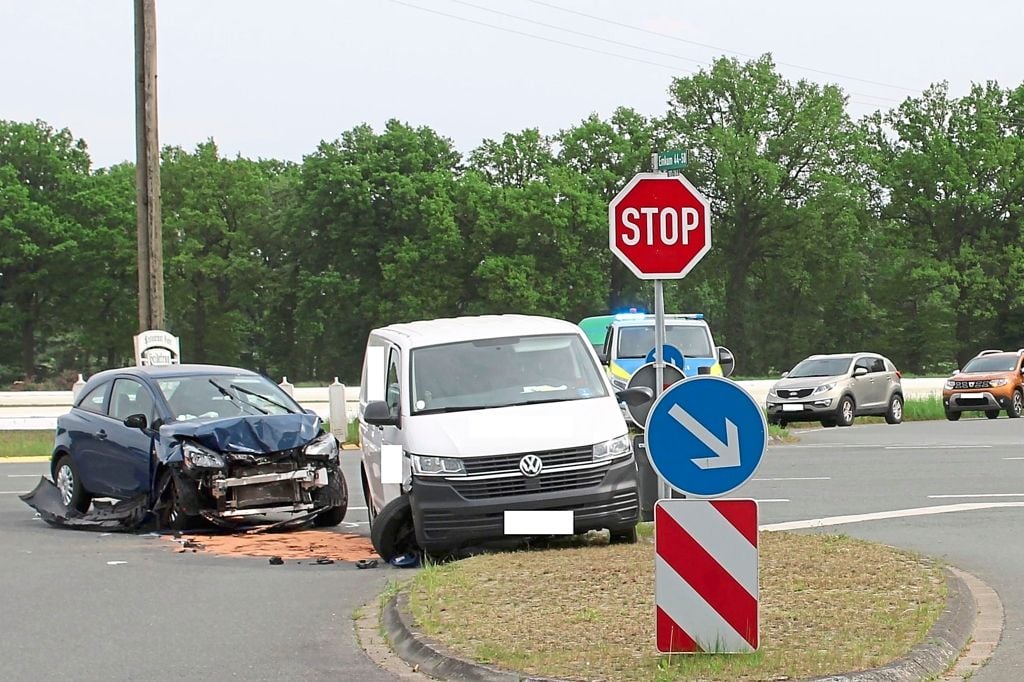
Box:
462 446 594 476
451 468 608 500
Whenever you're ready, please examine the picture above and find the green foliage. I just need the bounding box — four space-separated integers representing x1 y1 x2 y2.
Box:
3 57 1023 383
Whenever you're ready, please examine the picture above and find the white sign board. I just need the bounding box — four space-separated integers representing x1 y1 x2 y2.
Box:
134 330 181 367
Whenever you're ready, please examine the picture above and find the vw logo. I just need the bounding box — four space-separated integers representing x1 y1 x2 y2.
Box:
519 454 543 477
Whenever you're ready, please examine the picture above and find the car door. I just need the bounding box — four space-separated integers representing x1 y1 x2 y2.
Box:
91 377 159 499
66 380 114 496
850 356 878 409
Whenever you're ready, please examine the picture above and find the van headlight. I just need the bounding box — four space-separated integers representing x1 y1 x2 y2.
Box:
593 434 632 461
410 454 466 476
182 441 226 470
304 432 339 459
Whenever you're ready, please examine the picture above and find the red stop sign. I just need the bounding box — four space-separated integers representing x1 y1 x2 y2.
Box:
608 173 711 279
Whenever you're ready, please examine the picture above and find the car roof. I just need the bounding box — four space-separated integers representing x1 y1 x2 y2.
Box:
85 364 260 383
970 350 1021 360
802 352 887 361
373 315 584 349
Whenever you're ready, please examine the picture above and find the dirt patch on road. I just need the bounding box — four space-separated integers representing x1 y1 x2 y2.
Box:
167 529 378 562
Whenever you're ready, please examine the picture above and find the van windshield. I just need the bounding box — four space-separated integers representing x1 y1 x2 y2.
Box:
410 334 608 414
617 325 713 359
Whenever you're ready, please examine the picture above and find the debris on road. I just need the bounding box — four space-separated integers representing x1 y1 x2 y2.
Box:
19 478 148 531
269 556 284 565
166 529 377 562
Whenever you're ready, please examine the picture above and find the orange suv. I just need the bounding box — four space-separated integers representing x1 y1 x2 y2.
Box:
943 349 1024 420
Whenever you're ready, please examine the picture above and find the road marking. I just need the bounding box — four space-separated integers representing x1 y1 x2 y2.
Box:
886 445 992 450
761 502 1024 532
753 477 829 481
0 491 26 495
755 499 790 503
7 474 39 478
928 493 1024 499
1004 457 1024 460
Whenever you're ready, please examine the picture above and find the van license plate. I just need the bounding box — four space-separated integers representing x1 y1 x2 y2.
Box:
504 510 573 535
781 403 804 412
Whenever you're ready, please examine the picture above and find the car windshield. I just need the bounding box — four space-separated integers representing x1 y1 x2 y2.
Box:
157 373 301 420
788 357 853 378
616 325 713 359
962 355 1018 373
411 334 608 414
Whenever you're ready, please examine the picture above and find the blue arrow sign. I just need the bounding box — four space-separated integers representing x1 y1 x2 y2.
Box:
644 375 767 497
645 344 686 368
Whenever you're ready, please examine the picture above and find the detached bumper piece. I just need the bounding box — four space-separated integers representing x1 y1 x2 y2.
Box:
20 478 149 532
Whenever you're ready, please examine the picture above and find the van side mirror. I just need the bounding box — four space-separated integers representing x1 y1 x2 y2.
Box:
616 386 653 406
124 413 148 430
363 400 400 427
717 346 736 378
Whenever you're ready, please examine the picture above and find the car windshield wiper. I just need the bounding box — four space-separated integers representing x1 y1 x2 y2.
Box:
208 379 268 415
227 382 296 414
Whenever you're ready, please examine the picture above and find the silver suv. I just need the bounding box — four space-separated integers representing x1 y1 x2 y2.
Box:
766 352 903 428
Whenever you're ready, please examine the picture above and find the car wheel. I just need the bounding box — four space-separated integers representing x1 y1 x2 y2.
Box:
820 418 837 428
885 394 904 424
986 409 1000 420
610 525 638 544
155 470 198 531
836 396 855 427
777 420 788 429
370 495 419 562
1008 390 1023 419
53 455 91 513
945 410 961 422
314 470 348 527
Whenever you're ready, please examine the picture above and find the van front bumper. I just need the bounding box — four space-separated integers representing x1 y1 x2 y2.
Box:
409 457 640 554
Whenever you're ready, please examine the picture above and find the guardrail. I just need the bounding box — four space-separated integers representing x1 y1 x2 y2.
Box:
0 378 947 431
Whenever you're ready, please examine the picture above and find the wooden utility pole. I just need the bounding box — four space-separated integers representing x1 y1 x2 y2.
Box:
134 0 165 331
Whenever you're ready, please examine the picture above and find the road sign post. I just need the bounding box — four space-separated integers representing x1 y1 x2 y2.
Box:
610 159 711 499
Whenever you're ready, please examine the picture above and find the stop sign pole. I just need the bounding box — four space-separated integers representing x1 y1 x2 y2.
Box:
608 156 711 500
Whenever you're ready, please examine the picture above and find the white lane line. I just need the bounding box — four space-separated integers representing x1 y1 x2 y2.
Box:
753 477 829 481
0 491 27 495
928 493 1024 499
1004 457 1024 460
762 502 1024 532
7 474 40 478
756 498 790 503
886 445 992 450
349 506 367 511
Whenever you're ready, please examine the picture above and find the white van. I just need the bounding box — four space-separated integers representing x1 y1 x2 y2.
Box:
357 314 650 560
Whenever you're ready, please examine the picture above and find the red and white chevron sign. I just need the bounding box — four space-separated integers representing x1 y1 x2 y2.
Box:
655 499 759 653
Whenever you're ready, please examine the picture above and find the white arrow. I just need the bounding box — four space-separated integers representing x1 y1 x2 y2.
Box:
668 404 741 469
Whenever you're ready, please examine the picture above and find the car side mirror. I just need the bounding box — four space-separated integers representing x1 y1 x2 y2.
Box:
853 367 868 377
363 400 400 427
124 413 148 430
717 346 736 378
616 386 653 406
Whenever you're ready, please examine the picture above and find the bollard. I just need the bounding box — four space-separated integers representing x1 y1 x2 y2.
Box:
278 376 294 396
328 378 348 443
71 374 86 401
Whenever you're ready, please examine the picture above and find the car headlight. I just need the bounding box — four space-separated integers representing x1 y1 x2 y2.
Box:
944 379 955 389
767 387 778 397
410 454 466 476
593 434 632 461
304 432 339 459
182 441 226 470
813 382 837 395
991 378 1009 387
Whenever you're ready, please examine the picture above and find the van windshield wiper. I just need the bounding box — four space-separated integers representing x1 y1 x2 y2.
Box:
415 405 483 415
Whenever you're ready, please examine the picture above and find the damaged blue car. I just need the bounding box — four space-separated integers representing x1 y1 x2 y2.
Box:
41 364 347 530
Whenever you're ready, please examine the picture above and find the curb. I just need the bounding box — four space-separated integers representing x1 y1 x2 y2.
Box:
380 566 983 682
0 456 50 463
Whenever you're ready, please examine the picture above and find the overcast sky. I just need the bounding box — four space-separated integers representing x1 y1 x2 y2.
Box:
2 1 1021 169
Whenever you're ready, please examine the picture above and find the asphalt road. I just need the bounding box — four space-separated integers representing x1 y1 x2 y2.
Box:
0 452 400 682
746 417 1024 681
3 418 1023 681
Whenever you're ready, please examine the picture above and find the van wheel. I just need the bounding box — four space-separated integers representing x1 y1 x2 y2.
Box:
836 396 856 427
885 395 904 424
610 526 638 544
370 495 419 562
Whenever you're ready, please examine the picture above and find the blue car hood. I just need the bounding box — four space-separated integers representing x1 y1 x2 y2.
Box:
158 413 322 459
